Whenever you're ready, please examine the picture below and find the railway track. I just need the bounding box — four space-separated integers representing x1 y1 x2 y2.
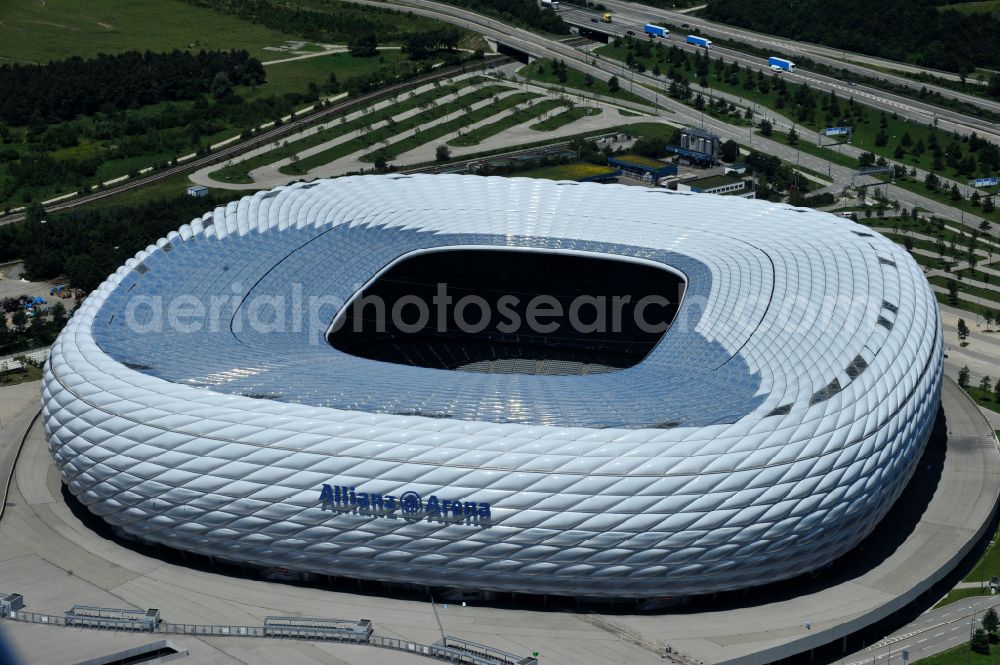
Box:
0 56 506 227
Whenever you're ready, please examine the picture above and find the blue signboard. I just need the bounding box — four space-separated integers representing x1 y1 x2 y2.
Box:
972 177 1000 188
320 483 492 521
825 127 850 136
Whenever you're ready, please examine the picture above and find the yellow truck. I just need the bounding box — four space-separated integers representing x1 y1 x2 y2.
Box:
601 12 612 22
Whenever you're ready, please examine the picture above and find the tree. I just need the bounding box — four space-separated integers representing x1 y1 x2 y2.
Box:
985 197 996 214
720 139 740 163
759 118 773 136
348 33 378 57
985 608 1000 640
555 59 568 83
607 75 620 93
435 145 450 162
981 376 993 394
947 279 959 306
583 72 594 88
787 126 798 146
65 254 106 292
994 377 1000 403
632 136 663 158
959 365 971 391
958 318 970 343
11 309 27 333
972 627 990 655
210 71 232 99
950 183 962 201
50 301 67 331
989 73 1000 98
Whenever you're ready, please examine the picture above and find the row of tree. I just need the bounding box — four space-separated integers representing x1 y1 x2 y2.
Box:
0 49 265 125
703 0 1000 74
346 29 465 61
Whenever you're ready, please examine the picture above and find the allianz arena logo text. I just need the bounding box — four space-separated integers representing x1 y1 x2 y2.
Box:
319 483 492 523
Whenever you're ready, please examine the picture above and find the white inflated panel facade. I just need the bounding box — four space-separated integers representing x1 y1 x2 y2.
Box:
42 175 942 598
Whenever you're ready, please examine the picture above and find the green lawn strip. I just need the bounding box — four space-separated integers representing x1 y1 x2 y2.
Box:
957 266 1000 283
965 384 1000 412
906 250 957 271
934 290 995 314
761 131 858 169
618 109 642 117
930 275 1000 305
449 99 568 147
281 84 512 174
905 637 993 663
365 93 540 161
518 60 652 107
888 177 1000 224
210 78 491 183
530 106 601 131
933 586 992 610
882 232 952 256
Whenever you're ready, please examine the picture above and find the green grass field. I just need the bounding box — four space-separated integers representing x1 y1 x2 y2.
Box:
0 0 300 65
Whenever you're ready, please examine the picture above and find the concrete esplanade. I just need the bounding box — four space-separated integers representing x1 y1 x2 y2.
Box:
0 376 997 665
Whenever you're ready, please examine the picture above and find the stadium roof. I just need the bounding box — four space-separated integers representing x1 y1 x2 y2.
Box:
42 175 943 597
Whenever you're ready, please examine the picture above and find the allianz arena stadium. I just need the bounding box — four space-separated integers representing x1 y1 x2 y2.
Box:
42 174 942 598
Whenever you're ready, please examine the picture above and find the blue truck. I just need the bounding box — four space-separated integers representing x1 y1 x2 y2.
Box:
768 56 795 73
686 35 712 48
644 24 669 38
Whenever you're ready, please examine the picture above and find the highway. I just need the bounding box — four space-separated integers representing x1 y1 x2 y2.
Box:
559 6 1000 144
596 0 997 103
360 0 991 232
